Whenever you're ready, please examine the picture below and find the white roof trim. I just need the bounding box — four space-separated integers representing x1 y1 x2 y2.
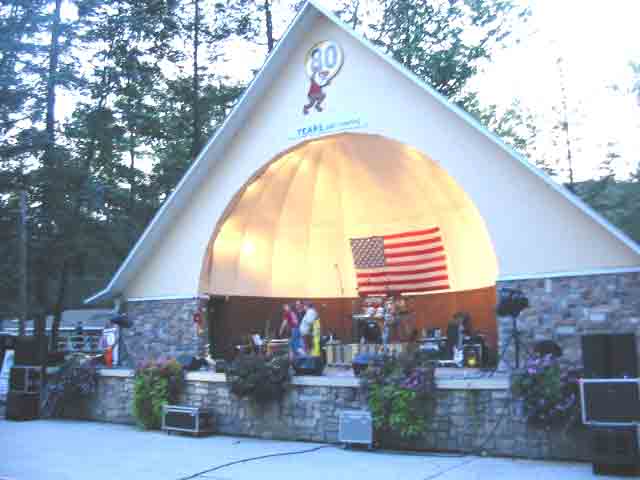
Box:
498 266 640 282
85 0 640 305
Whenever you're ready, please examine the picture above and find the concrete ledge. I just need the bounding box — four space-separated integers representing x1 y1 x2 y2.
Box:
98 368 134 378
98 368 509 390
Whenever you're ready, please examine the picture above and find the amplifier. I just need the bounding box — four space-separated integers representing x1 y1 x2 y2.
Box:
162 405 215 436
5 391 40 420
9 366 42 394
338 410 373 448
580 379 640 426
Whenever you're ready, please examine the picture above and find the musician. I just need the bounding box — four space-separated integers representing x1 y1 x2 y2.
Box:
279 304 302 360
299 302 319 354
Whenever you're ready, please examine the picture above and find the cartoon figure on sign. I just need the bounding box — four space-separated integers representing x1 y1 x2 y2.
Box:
303 41 344 115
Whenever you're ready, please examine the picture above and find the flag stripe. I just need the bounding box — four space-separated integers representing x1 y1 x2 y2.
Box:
360 285 450 295
350 227 449 295
358 279 450 292
385 245 444 259
358 274 449 287
357 265 447 278
383 236 442 250
382 227 440 241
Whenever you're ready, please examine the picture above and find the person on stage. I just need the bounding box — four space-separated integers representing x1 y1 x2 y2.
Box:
279 303 302 360
299 302 319 354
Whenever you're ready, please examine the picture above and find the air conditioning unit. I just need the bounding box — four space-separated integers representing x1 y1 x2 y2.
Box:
162 405 215 436
338 410 373 448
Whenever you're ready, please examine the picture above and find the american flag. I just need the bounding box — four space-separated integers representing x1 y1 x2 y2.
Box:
349 227 449 296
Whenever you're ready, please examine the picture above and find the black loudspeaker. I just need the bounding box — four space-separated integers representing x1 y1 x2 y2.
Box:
293 355 324 376
9 366 42 394
591 427 640 476
14 336 48 366
496 288 529 317
5 391 40 420
581 379 640 425
582 334 638 379
176 355 203 371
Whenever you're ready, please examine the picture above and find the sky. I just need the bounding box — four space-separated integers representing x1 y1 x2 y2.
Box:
468 0 640 180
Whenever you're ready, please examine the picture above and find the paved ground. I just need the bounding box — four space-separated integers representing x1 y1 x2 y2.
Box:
0 419 618 480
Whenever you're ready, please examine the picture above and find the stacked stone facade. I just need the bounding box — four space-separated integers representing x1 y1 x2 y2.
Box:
497 272 640 369
122 298 207 367
82 372 591 461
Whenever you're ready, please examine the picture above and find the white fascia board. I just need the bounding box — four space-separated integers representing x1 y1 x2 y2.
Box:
498 266 640 282
84 3 320 305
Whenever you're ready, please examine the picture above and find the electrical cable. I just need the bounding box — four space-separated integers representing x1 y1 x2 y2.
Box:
175 444 332 480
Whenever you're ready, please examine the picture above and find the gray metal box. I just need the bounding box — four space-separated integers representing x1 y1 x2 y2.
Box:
338 410 373 447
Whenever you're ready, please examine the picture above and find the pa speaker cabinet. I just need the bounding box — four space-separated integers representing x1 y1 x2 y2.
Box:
580 379 640 426
14 335 48 366
5 391 40 420
9 366 42 394
162 405 215 436
338 410 373 448
582 334 638 379
591 427 640 476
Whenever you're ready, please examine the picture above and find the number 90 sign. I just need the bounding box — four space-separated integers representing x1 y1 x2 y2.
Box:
304 41 344 85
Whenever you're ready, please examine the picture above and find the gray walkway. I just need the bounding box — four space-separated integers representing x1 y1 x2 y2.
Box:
0 419 613 480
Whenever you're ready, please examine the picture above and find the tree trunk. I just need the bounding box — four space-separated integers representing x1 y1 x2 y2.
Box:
264 0 274 53
190 0 202 159
50 260 69 352
45 0 62 166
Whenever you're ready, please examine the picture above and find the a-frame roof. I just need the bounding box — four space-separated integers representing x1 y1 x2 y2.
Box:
86 0 640 304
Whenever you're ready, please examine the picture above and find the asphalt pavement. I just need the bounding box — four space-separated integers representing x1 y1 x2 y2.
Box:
0 418 618 480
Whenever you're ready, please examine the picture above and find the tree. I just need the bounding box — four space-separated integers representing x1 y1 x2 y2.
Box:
369 0 529 103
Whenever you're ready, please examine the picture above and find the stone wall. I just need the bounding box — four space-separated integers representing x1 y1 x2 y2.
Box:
497 272 640 369
82 371 591 462
122 298 207 367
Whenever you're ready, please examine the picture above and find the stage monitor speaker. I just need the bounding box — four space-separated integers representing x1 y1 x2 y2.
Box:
14 335 48 366
5 391 40 421
161 405 215 435
582 334 638 379
9 366 42 394
293 355 324 376
581 379 640 426
591 427 640 476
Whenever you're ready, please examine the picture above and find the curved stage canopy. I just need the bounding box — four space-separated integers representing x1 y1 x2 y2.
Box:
200 133 498 298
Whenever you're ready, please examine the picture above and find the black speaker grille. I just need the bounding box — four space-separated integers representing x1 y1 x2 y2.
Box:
165 411 197 430
583 381 640 424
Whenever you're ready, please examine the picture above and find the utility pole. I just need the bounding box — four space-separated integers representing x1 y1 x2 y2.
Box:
18 190 28 336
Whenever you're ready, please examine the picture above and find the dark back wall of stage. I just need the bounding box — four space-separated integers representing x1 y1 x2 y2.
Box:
208 286 497 359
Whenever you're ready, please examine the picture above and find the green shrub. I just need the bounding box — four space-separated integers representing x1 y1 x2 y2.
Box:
361 352 435 439
226 354 289 403
133 360 184 430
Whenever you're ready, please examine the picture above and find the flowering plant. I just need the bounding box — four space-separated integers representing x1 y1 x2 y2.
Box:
133 359 184 429
226 354 290 403
512 353 580 428
361 352 436 439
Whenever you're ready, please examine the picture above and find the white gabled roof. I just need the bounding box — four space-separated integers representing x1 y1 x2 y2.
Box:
86 0 640 304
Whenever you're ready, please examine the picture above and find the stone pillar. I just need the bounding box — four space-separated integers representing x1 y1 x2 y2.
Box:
121 298 206 366
497 272 640 370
